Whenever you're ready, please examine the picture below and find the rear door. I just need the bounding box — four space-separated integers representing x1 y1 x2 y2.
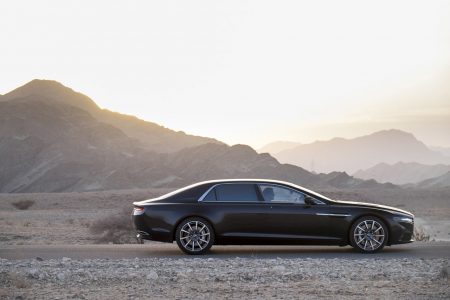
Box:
200 183 271 243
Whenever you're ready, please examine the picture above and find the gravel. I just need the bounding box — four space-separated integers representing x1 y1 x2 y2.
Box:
1 257 449 299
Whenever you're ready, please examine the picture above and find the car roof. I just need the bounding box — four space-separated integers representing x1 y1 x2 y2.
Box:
195 179 297 185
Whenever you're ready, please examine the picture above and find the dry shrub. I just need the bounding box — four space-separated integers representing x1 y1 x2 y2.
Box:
439 265 449 280
414 226 430 242
89 207 136 244
11 200 35 210
1 272 30 289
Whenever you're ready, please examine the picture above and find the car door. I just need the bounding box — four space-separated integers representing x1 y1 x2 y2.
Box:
199 183 272 244
258 184 338 244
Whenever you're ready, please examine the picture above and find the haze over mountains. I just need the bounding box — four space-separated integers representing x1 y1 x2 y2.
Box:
1 80 394 192
353 162 450 185
258 141 301 154
260 130 450 175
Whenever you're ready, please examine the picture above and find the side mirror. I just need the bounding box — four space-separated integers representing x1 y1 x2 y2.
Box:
304 196 316 205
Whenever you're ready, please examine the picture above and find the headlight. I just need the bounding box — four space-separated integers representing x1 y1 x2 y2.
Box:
393 216 414 224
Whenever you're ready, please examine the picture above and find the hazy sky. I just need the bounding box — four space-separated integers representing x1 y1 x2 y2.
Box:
1 0 449 147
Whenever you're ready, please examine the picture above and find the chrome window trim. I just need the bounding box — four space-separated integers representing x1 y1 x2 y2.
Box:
315 213 351 217
198 182 326 205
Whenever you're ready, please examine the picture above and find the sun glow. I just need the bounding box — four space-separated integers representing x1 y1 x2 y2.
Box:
1 0 449 147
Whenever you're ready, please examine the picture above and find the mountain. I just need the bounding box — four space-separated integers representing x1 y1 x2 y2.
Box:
2 80 222 152
273 130 450 174
3 79 100 112
0 79 392 192
353 162 450 185
258 141 301 154
431 146 450 157
413 171 450 189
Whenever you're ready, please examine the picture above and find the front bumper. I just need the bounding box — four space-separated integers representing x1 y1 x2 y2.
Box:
390 217 415 244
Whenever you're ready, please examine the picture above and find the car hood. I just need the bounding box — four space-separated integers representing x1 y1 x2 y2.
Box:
334 200 414 217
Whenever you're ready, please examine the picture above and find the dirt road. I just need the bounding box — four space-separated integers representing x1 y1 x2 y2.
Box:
1 241 449 260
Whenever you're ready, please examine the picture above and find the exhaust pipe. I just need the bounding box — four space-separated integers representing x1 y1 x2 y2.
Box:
136 230 150 244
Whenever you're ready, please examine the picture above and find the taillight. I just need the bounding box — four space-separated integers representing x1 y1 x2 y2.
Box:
133 206 145 215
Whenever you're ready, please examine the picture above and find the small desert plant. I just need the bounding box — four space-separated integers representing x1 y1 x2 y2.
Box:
3 272 29 289
439 265 449 280
414 226 430 242
89 207 136 244
11 200 35 210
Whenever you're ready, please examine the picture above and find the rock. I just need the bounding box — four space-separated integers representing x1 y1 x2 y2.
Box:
56 272 66 281
273 265 286 273
146 270 158 280
36 257 44 261
27 268 40 279
176 271 189 279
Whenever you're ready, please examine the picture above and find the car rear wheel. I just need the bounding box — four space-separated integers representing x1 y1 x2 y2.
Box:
350 216 388 253
175 217 214 255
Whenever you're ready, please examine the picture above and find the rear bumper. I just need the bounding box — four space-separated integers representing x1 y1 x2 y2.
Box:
132 210 173 243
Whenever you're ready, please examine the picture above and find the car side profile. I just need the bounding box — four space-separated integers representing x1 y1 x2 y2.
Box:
132 179 414 255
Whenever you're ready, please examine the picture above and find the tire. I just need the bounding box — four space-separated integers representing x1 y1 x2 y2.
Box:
175 217 215 255
350 216 388 253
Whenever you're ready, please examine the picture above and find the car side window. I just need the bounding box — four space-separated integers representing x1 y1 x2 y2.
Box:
215 184 259 202
259 184 306 204
202 187 217 201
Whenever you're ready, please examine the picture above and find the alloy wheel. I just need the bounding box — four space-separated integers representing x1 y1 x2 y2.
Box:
353 219 386 252
177 219 213 254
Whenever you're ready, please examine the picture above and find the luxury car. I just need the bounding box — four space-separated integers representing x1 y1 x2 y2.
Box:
132 179 414 254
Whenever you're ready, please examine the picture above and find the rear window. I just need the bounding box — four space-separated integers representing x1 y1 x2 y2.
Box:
215 184 259 202
202 188 217 201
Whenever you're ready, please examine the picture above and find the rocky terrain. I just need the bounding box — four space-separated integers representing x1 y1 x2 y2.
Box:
1 256 449 299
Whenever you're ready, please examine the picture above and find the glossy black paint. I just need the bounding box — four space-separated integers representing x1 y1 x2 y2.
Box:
132 179 414 247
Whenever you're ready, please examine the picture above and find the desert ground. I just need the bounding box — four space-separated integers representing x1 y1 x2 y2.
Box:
1 187 449 299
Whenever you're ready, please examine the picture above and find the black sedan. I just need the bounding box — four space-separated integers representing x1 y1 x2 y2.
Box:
132 179 414 255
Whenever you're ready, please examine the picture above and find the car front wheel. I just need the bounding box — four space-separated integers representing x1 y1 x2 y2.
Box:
175 217 214 255
350 216 388 253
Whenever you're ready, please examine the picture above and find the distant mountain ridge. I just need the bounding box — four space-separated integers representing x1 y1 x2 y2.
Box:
268 130 449 174
0 79 392 192
413 171 450 189
353 162 450 185
431 146 450 158
2 80 222 153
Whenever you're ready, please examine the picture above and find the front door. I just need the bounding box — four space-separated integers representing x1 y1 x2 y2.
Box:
258 184 338 244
